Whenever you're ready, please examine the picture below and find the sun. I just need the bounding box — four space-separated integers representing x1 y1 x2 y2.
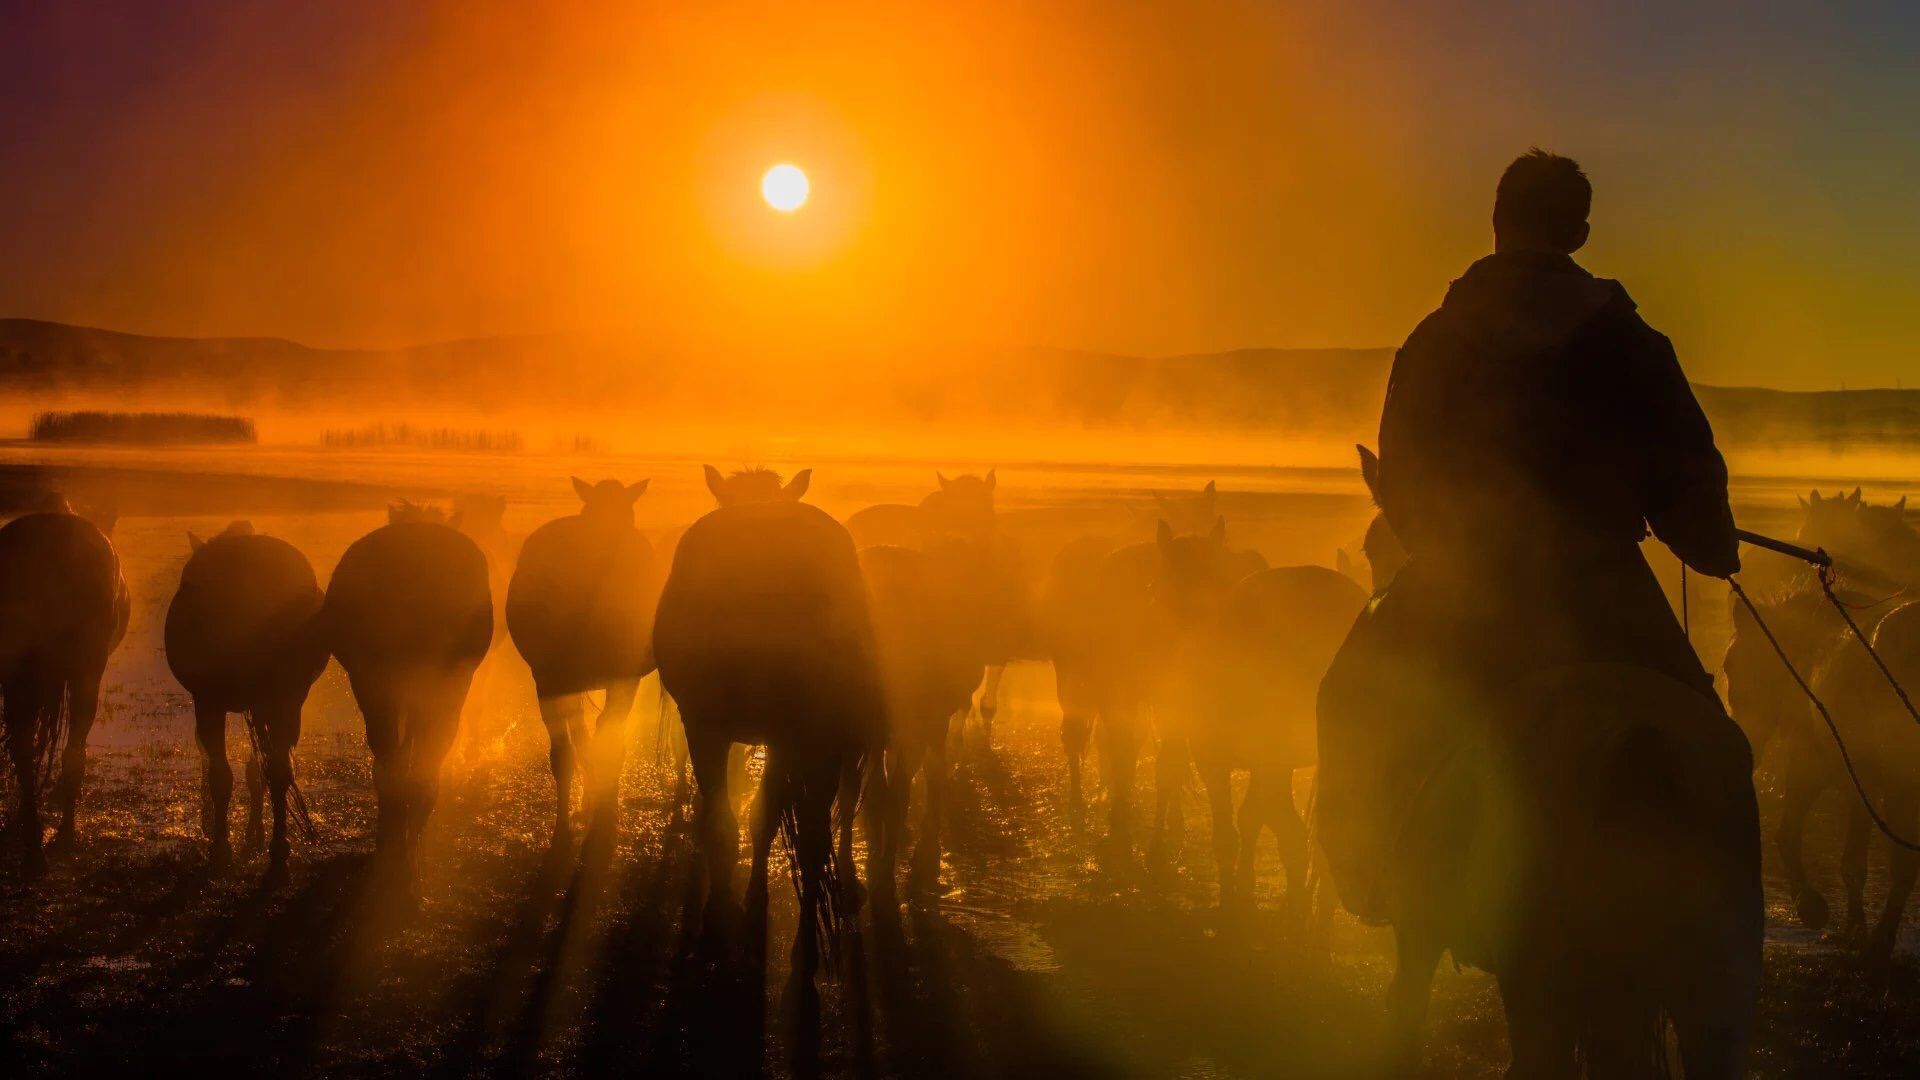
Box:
760 163 809 212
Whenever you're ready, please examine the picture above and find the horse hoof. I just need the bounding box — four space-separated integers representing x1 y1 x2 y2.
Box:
1795 887 1831 931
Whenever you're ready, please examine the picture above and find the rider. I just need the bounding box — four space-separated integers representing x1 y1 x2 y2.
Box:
1320 150 1746 922
1371 148 1738 697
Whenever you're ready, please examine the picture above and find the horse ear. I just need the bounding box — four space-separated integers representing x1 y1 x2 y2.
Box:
1335 548 1353 576
784 469 812 501
984 469 996 492
1356 444 1382 501
1156 519 1175 553
627 479 650 501
187 531 204 554
703 465 725 501
936 472 952 491
1851 486 1864 503
571 476 593 503
1796 495 1809 510
1209 516 1227 544
1898 495 1909 512
1202 480 1216 496
1808 490 1822 506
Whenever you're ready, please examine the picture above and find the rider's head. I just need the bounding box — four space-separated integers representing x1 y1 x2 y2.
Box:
1493 149 1590 255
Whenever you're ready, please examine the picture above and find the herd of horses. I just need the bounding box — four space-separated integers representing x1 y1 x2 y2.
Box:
3 462 1920 1070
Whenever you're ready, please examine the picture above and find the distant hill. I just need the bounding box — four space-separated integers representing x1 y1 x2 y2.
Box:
0 317 1909 444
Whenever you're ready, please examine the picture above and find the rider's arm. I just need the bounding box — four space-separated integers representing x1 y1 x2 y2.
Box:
1617 317 1741 578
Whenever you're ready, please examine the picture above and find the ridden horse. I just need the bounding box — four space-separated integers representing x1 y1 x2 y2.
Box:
505 477 652 844
325 503 493 875
857 542 994 905
846 471 1026 738
1153 519 1366 913
165 522 329 884
0 506 129 875
1318 459 1760 1075
654 489 884 1016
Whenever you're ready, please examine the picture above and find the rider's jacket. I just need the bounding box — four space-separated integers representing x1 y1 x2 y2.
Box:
1377 250 1738 582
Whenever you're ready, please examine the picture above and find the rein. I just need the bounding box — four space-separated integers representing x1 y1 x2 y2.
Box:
1728 530 1920 852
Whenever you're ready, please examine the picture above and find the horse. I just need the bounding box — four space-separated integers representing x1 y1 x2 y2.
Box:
0 506 129 875
857 542 994 905
325 503 493 874
653 489 884 1017
164 522 329 884
1354 447 1407 590
1152 519 1366 913
846 471 1026 738
505 477 652 845
1318 459 1761 1075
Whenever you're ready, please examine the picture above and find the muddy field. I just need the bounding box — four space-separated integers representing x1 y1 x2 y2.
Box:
1 448 1917 1077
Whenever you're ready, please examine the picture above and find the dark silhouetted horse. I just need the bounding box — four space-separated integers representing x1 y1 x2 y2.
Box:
654 489 883 1019
506 477 652 844
1154 519 1366 913
0 506 129 875
325 503 493 874
165 521 329 884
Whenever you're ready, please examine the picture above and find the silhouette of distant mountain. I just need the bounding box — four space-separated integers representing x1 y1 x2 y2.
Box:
0 317 1912 444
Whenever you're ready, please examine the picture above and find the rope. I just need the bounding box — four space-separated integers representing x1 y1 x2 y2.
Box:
1728 576 1920 852
1818 570 1920 732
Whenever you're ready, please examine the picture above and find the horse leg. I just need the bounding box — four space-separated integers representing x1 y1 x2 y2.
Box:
1098 698 1141 859
1148 731 1191 873
1775 746 1830 930
1868 790 1919 970
746 752 788 968
786 757 839 1064
51 663 104 853
536 689 582 845
403 683 465 866
834 753 867 913
1271 770 1311 927
1234 768 1271 909
587 677 639 839
689 732 739 936
1498 961 1577 1079
193 698 234 869
977 663 1005 742
877 738 923 909
260 699 303 888
1386 923 1444 1073
911 713 955 894
356 675 406 861
4 678 45 875
241 741 266 854
1198 759 1237 909
1840 801 1871 944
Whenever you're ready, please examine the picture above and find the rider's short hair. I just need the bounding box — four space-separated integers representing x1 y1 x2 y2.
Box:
1494 149 1590 249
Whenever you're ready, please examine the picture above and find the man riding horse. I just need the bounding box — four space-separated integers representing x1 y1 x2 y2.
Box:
1321 149 1749 924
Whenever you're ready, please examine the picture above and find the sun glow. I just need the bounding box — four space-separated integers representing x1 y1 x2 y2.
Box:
760 163 810 212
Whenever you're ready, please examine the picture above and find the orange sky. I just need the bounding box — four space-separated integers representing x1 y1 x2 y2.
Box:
1 2 1916 388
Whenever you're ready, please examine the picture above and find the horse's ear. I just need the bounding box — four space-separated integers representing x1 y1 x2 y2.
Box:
187 531 204 554
626 479 650 501
1851 486 1864 503
703 465 725 501
984 469 996 492
1898 495 1909 512
1209 516 1227 545
784 469 812 501
1335 548 1353 576
1356 445 1382 501
571 476 593 503
1796 494 1809 510
936 472 952 491
1808 490 1822 506
1202 480 1216 496
1156 519 1175 553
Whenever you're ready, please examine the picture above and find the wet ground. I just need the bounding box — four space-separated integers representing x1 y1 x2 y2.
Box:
1 451 1919 1076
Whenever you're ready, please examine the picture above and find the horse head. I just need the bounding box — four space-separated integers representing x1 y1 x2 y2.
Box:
1148 480 1219 538
1153 515 1238 627
923 470 996 541
571 476 648 527
703 465 810 507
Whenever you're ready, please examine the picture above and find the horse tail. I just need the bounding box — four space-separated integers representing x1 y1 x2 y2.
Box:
29 677 71 801
775 751 862 966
